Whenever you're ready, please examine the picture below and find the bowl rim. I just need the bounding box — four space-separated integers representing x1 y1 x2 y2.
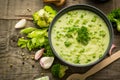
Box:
48 4 114 67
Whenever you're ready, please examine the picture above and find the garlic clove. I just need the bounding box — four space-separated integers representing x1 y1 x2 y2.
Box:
15 19 27 29
35 48 45 60
34 76 49 80
109 44 116 55
40 57 54 69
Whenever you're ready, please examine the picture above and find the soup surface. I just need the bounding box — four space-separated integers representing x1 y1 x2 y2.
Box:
51 10 110 65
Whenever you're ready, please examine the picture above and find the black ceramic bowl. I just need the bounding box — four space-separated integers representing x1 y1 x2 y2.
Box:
48 4 113 67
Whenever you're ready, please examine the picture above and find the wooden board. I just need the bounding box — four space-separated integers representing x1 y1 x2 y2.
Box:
0 0 120 80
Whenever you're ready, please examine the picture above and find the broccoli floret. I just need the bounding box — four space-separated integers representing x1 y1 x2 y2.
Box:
32 5 57 28
51 64 68 78
108 8 120 31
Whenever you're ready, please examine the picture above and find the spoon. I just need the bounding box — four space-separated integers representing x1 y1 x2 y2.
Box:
67 50 120 80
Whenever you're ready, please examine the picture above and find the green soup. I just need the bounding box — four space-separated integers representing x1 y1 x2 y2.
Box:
51 10 110 65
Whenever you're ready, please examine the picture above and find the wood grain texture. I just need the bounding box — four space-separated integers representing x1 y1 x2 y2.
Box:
0 0 120 80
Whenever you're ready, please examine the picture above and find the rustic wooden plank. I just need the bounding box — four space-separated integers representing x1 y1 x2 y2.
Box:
64 0 82 7
0 0 44 19
0 20 10 53
0 0 8 18
81 0 114 14
114 0 120 8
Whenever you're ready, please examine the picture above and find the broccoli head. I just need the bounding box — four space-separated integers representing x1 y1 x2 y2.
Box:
51 64 68 78
108 8 120 31
32 5 57 28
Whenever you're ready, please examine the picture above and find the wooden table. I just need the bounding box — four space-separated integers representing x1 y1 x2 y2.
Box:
0 0 120 80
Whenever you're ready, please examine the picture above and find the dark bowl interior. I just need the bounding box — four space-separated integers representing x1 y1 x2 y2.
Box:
48 4 113 67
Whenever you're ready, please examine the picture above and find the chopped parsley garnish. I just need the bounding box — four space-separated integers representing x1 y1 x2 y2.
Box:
76 26 90 45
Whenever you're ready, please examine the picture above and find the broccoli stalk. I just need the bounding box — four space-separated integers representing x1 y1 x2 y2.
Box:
32 5 57 28
18 27 51 51
51 64 68 78
108 8 120 32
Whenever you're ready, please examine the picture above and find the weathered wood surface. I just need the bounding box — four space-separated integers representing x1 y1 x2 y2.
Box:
0 0 120 80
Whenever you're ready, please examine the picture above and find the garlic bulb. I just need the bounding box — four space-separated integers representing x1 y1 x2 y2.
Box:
35 48 45 60
40 57 54 69
15 19 27 28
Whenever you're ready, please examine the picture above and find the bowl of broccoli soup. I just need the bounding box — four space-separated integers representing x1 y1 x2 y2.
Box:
48 4 113 67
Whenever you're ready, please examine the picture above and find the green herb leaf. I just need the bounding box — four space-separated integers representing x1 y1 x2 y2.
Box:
18 38 28 48
27 29 47 38
20 27 37 34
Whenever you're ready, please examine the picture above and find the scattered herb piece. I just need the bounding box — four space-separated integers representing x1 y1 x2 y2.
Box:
91 16 97 22
64 40 72 47
22 62 25 65
32 64 35 68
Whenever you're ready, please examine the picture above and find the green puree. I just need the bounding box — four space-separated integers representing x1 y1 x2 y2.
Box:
51 10 110 65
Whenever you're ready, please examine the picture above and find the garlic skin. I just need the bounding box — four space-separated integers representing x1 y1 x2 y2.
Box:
15 19 27 28
40 57 54 69
35 48 45 60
